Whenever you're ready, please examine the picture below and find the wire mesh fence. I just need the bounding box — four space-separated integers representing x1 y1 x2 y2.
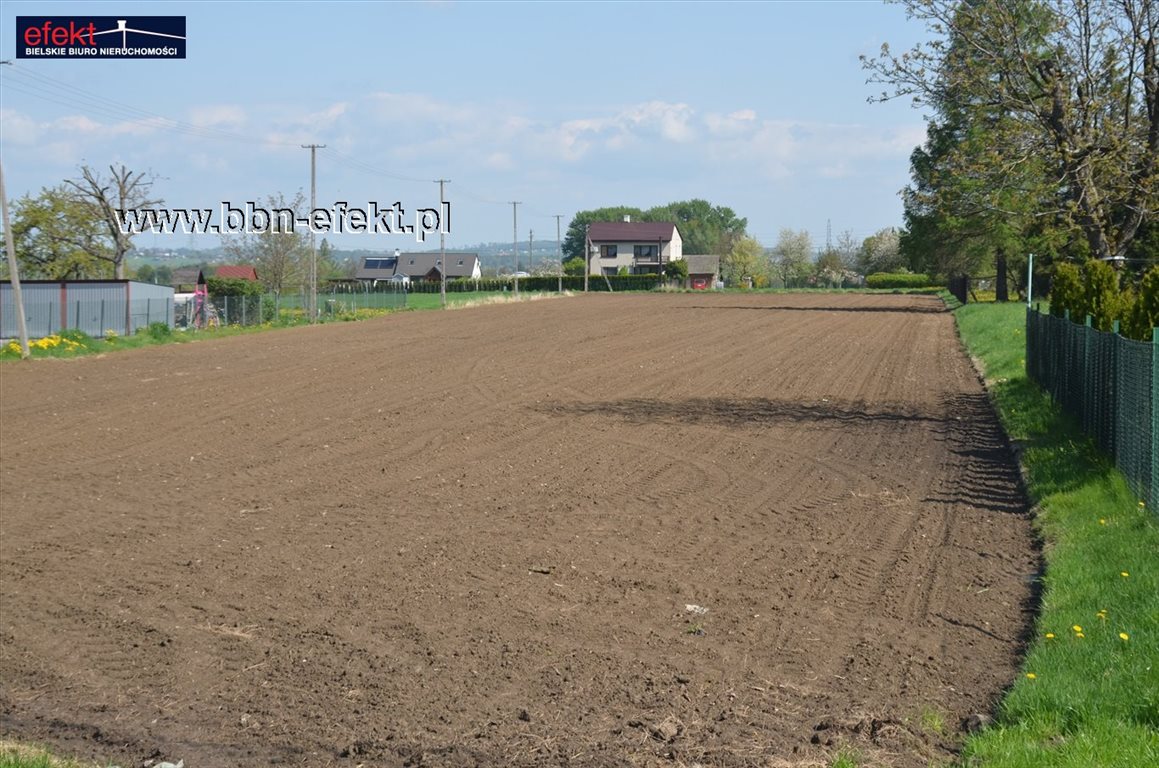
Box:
182 287 408 329
1026 306 1157 510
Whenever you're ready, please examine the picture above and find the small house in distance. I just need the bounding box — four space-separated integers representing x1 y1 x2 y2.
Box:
586 219 683 276
354 252 482 284
214 265 260 282
684 255 721 289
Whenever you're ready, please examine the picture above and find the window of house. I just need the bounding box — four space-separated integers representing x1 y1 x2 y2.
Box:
603 267 618 276
634 245 657 260
600 244 618 259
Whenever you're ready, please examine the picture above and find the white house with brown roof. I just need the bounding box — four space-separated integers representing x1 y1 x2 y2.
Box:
586 219 683 276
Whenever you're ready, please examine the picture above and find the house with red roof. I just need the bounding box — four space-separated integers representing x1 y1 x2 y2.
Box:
586 218 683 276
215 265 259 282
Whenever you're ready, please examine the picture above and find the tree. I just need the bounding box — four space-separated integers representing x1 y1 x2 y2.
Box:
220 192 309 295
5 185 110 279
720 236 763 286
664 259 689 281
834 229 860 271
644 199 748 255
772 229 813 287
562 256 586 276
562 199 748 260
64 164 162 278
135 263 156 283
859 228 904 274
154 264 174 286
816 248 846 286
316 238 341 283
864 0 1158 261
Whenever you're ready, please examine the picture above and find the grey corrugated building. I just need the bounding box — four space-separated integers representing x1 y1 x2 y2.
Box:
1 280 175 339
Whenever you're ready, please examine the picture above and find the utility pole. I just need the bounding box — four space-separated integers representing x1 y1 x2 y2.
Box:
510 201 520 298
584 224 590 293
555 214 563 293
435 179 450 308
302 143 325 322
529 229 533 278
0 160 30 358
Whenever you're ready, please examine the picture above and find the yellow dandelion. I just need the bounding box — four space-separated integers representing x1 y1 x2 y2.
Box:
1097 611 1108 620
1073 625 1083 633
1099 518 1107 525
1026 672 1037 679
1076 632 1085 638
1121 571 1130 578
1120 632 1129 641
1045 632 1055 639
1140 501 1147 507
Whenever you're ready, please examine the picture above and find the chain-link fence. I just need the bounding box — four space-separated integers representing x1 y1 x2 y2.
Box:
1026 306 1157 510
182 288 408 329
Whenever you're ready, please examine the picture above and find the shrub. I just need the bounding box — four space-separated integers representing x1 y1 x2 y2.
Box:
865 272 934 289
1122 266 1159 341
1049 262 1083 319
1078 259 1124 331
147 321 171 340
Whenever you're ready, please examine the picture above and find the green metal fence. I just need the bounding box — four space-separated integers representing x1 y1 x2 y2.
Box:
1026 307 1158 510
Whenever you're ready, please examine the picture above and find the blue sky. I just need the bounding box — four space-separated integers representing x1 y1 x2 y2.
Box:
1 1 931 252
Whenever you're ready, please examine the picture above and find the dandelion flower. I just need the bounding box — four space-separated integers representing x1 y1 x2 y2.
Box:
1121 571 1130 578
1099 518 1107 525
1026 672 1037 679
1120 633 1129 641
1073 625 1083 633
1097 611 1108 620
1045 633 1055 639
1076 632 1085 638
1140 501 1147 507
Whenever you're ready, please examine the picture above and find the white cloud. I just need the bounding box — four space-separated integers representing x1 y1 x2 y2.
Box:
704 109 757 137
0 110 40 144
484 151 513 170
188 105 246 128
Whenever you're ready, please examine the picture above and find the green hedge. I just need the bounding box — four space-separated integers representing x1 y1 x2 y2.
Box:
865 272 935 289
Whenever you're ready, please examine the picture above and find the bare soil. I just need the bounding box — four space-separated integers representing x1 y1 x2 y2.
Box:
0 293 1038 767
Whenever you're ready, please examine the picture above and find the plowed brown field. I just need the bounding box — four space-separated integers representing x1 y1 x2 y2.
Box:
0 292 1037 767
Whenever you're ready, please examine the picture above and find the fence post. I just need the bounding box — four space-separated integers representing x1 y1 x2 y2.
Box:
1152 330 1158 511
147 298 152 326
1108 319 1117 463
1029 305 1038 379
1083 315 1093 432
242 295 247 326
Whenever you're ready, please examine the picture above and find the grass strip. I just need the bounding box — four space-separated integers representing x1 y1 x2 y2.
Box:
954 302 1158 768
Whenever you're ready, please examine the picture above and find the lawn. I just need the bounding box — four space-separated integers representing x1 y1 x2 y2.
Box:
954 302 1159 768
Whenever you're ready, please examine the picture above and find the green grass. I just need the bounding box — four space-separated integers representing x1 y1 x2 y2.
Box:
0 323 295 361
954 302 1159 768
829 747 863 768
0 742 102 768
